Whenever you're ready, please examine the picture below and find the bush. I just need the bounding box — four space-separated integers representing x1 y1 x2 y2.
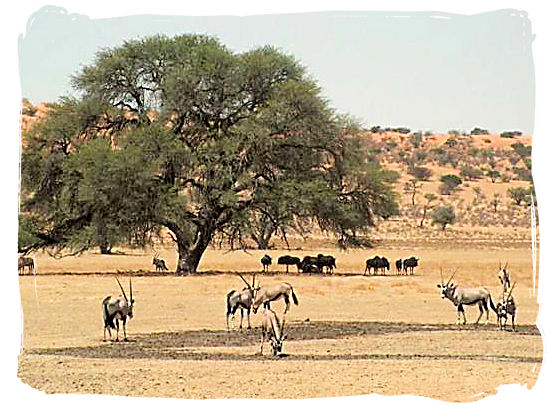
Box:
500 130 522 138
439 174 462 195
431 206 456 230
470 127 489 135
507 187 530 206
460 165 483 181
486 169 500 183
408 166 433 181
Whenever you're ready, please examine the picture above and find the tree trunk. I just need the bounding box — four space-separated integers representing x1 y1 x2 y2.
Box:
176 227 212 275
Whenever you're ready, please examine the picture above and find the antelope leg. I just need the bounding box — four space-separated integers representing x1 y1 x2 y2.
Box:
247 309 251 329
239 308 244 329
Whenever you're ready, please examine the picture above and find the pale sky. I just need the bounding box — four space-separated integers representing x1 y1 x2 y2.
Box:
18 6 535 134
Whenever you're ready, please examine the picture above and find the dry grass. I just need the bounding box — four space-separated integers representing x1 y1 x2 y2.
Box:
17 240 541 401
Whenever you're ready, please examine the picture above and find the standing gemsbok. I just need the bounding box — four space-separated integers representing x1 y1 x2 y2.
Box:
226 273 257 330
102 277 134 341
252 279 299 314
437 269 497 325
260 307 286 356
496 281 517 331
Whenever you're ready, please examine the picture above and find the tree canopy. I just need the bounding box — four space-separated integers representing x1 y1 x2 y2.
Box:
19 34 398 273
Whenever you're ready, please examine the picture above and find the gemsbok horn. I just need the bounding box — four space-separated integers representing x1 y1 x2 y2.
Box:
102 277 134 341
437 268 497 325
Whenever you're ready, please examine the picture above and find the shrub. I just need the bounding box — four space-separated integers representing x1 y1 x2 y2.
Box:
408 166 433 181
470 127 489 135
439 174 462 195
460 165 483 181
431 206 456 230
500 130 522 138
507 187 530 206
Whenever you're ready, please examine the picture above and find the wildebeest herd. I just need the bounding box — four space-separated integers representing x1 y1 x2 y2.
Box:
96 254 518 357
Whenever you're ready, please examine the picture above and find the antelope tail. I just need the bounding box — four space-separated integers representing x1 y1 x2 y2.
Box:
102 296 116 329
226 290 236 316
291 289 299 306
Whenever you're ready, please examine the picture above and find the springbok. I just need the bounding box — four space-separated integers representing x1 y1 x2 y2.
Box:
18 256 35 275
102 277 134 341
252 280 299 314
437 269 497 325
226 273 256 330
260 307 286 356
496 281 517 331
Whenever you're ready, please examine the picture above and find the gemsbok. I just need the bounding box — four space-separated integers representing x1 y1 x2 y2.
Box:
497 262 511 292
152 252 169 272
226 273 256 330
496 281 517 331
102 277 134 341
260 307 286 356
437 269 497 325
252 280 299 314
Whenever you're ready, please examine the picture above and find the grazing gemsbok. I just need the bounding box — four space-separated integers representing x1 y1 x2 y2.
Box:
496 281 517 331
437 269 497 325
277 255 301 273
226 273 257 330
261 255 272 272
18 256 35 275
102 278 134 341
260 307 286 356
152 253 169 272
252 279 299 314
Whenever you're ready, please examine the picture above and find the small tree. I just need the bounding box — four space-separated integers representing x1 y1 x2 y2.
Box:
439 174 462 195
460 165 483 181
508 187 530 206
486 169 500 183
419 193 437 227
408 165 432 182
472 186 485 204
431 206 456 230
404 178 420 206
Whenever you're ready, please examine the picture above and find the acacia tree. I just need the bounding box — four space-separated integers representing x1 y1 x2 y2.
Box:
20 35 398 273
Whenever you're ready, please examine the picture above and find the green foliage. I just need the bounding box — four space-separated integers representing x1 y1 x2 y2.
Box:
459 165 483 181
431 205 456 230
511 143 531 160
470 127 489 135
411 132 423 148
439 174 462 195
408 166 433 181
486 169 500 183
20 34 398 270
500 130 522 138
507 187 531 206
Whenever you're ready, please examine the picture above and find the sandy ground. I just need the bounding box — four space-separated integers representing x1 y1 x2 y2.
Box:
17 242 542 401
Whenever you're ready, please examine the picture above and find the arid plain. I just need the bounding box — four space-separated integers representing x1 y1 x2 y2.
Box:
18 232 541 401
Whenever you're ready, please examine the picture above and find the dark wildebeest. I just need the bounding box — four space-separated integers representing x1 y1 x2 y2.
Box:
299 256 322 274
364 256 389 275
364 256 380 275
403 257 419 275
261 255 272 272
277 255 301 273
437 269 497 325
316 254 336 274
395 259 403 275
18 256 35 275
